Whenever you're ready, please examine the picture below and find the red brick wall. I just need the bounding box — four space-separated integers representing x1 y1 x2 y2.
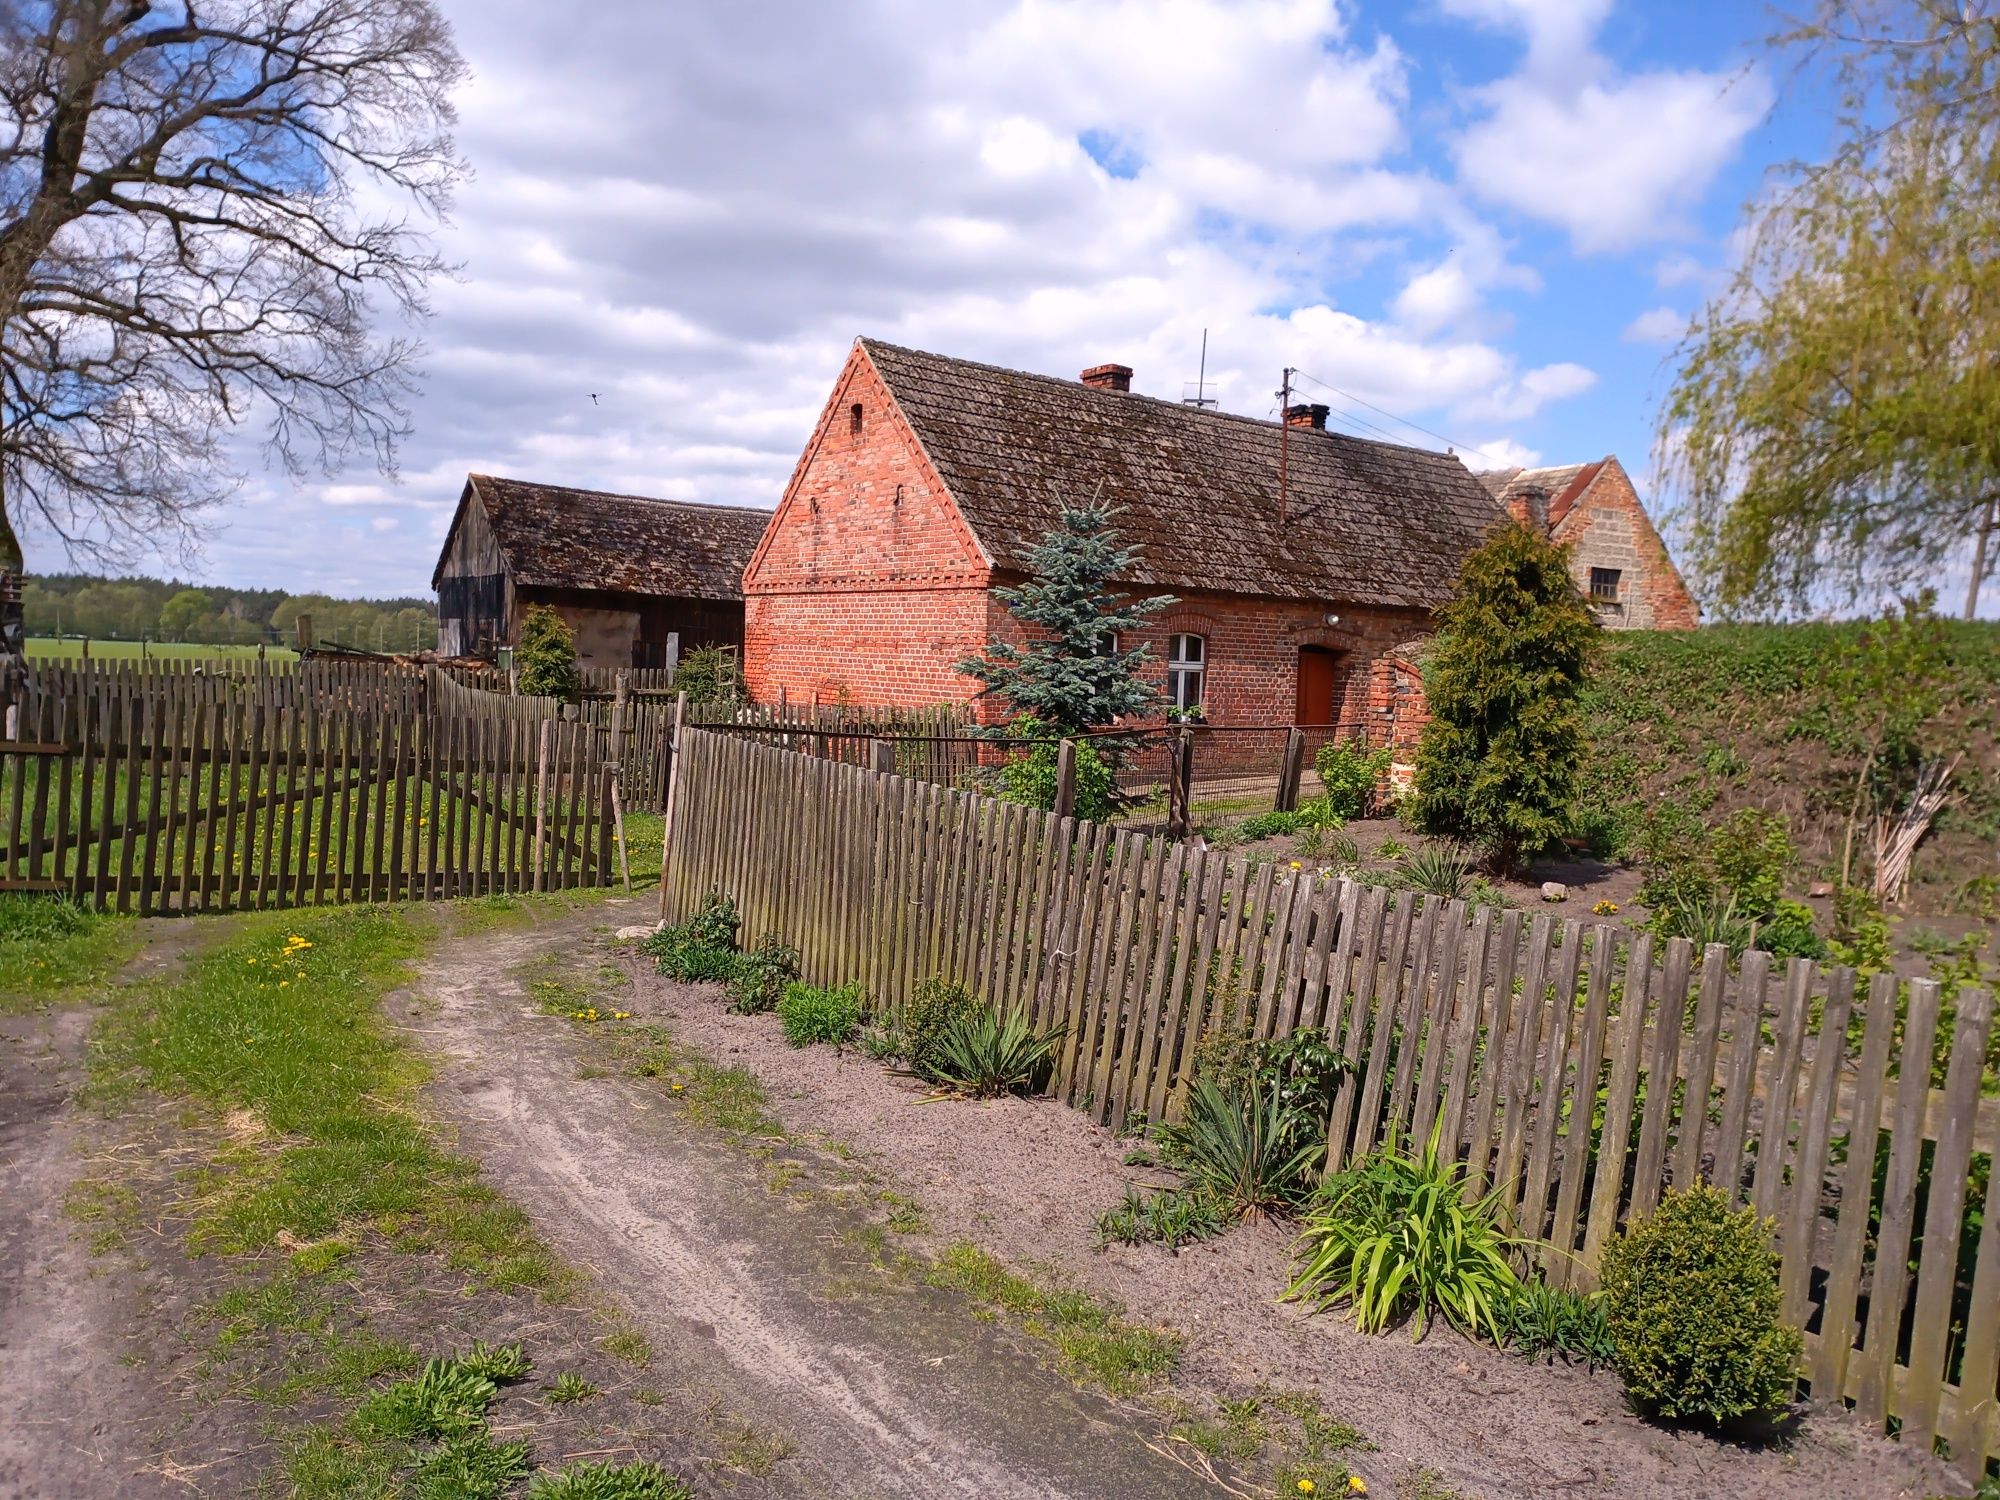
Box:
1557 459 1700 631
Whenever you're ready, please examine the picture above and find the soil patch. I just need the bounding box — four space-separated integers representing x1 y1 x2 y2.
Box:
616 932 1960 1500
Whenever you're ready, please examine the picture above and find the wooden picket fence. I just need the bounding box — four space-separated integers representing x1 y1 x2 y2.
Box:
1 686 616 913
658 727 2000 1483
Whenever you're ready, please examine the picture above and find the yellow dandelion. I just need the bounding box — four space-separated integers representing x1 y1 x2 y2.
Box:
1349 1480 1366 1495
1592 899 1619 916
1297 1483 1314 1495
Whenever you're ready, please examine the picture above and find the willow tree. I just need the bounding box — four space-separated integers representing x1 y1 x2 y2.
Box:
0 0 468 711
1662 1 2000 619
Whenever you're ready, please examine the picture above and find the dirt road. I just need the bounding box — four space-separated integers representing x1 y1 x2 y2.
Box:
406 901 1225 1500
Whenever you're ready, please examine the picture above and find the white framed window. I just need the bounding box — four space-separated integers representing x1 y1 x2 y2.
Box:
1167 632 1206 712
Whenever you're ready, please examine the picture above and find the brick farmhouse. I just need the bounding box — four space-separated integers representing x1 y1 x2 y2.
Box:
433 474 770 669
743 339 1516 745
1474 458 1699 631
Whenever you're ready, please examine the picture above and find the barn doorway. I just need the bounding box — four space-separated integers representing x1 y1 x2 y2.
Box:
1296 646 1342 725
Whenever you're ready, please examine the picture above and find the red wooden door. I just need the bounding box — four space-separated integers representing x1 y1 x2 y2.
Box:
1296 648 1338 724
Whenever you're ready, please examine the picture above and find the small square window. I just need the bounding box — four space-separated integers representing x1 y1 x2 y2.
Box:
1589 567 1622 602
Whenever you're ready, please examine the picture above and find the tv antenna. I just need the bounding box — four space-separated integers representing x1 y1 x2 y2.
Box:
1181 328 1218 409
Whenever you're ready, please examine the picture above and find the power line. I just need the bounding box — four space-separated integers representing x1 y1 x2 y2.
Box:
1291 368 1516 467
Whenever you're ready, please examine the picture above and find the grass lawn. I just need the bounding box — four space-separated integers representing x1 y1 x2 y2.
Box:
27 636 297 663
0 895 138 1013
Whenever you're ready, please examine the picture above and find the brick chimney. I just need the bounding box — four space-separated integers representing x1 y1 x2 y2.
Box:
1506 485 1551 532
1285 403 1330 430
1080 363 1133 392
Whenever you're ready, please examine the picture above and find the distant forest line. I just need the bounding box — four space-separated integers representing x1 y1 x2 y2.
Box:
25 573 439 653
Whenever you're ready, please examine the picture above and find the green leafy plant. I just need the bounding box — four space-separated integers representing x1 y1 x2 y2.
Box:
525 1460 693 1499
995 714 1116 821
1286 1125 1522 1342
516 604 582 702
727 933 800 1014
455 1342 532 1384
356 1358 500 1440
1496 1279 1615 1367
1657 893 1755 955
1400 842 1473 899
919 1006 1066 1096
1296 824 1360 865
776 981 865 1047
671 644 745 707
1094 1184 1227 1252
882 976 982 1073
545 1371 598 1405
1597 1185 1802 1426
1314 738 1392 822
1753 898 1827 961
409 1433 530 1499
1829 884 1893 975
642 894 741 984
1711 807 1794 915
1234 808 1310 841
1154 1076 1324 1221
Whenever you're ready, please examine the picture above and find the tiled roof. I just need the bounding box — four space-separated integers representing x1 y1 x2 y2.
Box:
1473 461 1603 529
444 475 770 601
861 340 1506 611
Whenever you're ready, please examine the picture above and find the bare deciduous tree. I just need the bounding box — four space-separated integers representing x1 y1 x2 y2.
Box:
0 0 466 705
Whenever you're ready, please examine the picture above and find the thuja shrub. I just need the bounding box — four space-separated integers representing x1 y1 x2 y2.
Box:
515 604 581 703
1597 1185 1801 1426
888 976 982 1074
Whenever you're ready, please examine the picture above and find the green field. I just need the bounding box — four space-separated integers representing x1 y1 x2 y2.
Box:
28 637 298 663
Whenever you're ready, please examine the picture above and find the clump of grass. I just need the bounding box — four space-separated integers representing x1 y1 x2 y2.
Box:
776 980 865 1046
925 1242 1178 1395
600 1326 654 1368
0 894 135 1012
1094 1184 1226 1253
1495 1279 1615 1368
612 1024 781 1137
525 1460 693 1499
546 1371 598 1405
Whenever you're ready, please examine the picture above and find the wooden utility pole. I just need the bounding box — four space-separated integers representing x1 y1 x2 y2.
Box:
1053 739 1078 819
1278 367 1295 526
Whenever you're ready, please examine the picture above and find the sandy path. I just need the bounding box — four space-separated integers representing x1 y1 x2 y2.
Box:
0 924 236 1500
407 902 1228 1500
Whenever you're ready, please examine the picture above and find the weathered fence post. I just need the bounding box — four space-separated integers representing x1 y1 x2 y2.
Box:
1053 739 1078 819
1167 727 1193 838
1275 727 1305 812
656 691 688 917
870 737 896 776
531 719 553 892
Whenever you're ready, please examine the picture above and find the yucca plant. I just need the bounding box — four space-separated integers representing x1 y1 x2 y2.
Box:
1286 1123 1522 1342
1154 1076 1325 1221
1400 841 1473 899
919 1007 1065 1096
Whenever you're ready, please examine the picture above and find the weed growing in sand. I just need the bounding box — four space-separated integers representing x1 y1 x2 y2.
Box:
546 1372 598 1405
777 980 865 1046
1094 1184 1226 1252
600 1326 654 1368
525 1460 693 1499
925 1241 1179 1395
612 1024 783 1137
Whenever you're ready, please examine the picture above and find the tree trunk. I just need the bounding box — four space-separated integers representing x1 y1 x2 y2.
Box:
1965 493 1998 620
0 467 24 736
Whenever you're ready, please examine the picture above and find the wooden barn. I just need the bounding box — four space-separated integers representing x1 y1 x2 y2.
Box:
432 474 771 669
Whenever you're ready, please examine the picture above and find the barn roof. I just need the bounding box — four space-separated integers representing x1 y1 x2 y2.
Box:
859 339 1506 610
1473 460 1605 530
434 475 771 601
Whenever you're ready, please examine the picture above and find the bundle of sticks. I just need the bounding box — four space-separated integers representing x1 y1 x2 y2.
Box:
1873 755 1962 904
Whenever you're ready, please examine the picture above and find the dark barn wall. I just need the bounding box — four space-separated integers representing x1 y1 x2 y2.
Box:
521 587 743 670
435 490 511 655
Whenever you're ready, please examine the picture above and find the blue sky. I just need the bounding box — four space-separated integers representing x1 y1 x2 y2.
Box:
38 0 1863 602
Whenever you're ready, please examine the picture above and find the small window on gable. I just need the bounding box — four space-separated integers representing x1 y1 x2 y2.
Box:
849 402 864 438
1589 567 1622 602
1168 633 1206 712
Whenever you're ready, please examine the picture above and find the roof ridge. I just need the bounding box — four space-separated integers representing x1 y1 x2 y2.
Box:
857 337 1460 462
475 473 772 517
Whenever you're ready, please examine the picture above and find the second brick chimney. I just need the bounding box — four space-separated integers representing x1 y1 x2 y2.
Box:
1285 403 1330 430
1080 363 1133 392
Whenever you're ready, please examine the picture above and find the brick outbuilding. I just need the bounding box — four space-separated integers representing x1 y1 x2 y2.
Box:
1474 457 1700 630
743 339 1512 745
